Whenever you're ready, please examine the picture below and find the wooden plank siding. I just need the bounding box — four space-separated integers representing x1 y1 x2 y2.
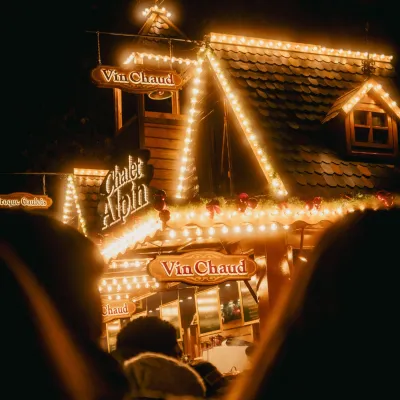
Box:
144 120 186 197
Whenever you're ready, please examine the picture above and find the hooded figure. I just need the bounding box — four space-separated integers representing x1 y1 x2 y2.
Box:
123 352 206 400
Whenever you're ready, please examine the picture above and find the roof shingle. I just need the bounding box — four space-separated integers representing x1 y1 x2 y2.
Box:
211 38 400 198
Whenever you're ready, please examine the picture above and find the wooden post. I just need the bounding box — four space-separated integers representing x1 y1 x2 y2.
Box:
254 243 269 328
254 234 291 330
113 88 123 134
172 91 180 115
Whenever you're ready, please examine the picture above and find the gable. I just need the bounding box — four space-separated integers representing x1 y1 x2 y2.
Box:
204 33 400 198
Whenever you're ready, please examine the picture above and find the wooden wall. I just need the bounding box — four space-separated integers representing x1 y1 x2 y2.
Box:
143 111 196 197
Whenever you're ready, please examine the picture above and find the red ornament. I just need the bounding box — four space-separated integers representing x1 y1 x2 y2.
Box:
278 201 289 211
159 209 171 230
237 193 249 213
154 199 166 211
376 190 394 208
238 193 249 202
153 190 167 211
154 189 167 200
206 199 221 219
306 197 322 211
247 197 258 209
313 196 322 210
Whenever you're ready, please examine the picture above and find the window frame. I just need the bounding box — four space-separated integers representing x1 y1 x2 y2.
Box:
346 103 398 156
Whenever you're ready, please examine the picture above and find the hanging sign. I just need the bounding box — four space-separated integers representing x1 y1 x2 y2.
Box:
0 193 53 209
102 300 137 323
91 65 183 93
100 151 153 231
148 251 257 285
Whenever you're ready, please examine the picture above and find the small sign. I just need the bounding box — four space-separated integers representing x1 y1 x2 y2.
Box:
100 151 153 231
0 193 53 209
102 300 136 323
148 251 257 285
91 65 183 94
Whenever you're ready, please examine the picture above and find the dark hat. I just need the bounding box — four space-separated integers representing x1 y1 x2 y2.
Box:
189 360 228 397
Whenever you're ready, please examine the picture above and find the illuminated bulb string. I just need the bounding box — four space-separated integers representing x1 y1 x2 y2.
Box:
62 175 88 237
142 5 172 18
99 194 398 262
124 52 197 66
207 50 288 197
209 32 393 63
342 79 400 119
101 218 161 261
175 51 206 199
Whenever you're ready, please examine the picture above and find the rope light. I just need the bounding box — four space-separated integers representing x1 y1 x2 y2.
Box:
62 175 88 237
124 52 197 66
207 49 288 197
342 78 400 118
175 48 206 199
209 32 393 63
142 5 172 18
99 195 399 261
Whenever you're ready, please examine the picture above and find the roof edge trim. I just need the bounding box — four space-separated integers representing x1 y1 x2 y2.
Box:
209 32 393 63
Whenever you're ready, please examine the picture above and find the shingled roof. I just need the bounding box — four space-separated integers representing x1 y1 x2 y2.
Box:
209 34 400 199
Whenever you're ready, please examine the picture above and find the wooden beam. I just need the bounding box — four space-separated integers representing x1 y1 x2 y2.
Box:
113 88 123 134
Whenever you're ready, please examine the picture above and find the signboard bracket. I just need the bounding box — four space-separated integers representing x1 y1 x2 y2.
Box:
243 280 258 303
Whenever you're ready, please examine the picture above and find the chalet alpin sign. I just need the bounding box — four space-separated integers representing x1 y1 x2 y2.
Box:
0 193 53 209
148 251 258 285
100 151 153 231
91 65 183 93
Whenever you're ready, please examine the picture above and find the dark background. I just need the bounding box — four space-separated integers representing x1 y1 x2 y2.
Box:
2 0 399 213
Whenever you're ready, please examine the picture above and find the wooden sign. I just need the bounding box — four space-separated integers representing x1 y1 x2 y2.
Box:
0 193 53 209
102 300 136 323
148 251 257 285
100 151 153 231
91 65 183 93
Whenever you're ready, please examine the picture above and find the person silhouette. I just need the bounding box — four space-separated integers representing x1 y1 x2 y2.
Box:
223 207 400 399
1 209 128 400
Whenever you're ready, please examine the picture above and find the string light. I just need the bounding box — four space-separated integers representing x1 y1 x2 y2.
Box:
207 50 288 197
99 275 158 294
109 259 152 269
142 5 172 18
101 218 161 261
175 49 206 198
62 175 88 237
209 32 393 63
124 52 197 66
342 79 400 119
98 196 399 259
73 168 108 177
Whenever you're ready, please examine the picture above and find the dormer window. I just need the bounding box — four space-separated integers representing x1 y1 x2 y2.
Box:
346 98 398 157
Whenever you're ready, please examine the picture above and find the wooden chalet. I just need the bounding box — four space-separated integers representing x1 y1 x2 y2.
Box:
62 4 400 369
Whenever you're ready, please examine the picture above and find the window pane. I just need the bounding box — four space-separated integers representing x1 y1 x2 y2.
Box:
240 280 259 323
354 110 368 125
372 112 387 127
355 127 369 142
196 288 221 335
219 282 242 329
373 129 389 144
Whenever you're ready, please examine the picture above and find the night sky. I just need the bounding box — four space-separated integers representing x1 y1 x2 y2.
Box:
2 0 399 211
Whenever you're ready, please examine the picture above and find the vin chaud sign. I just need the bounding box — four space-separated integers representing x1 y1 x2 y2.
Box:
148 251 257 285
91 65 183 93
